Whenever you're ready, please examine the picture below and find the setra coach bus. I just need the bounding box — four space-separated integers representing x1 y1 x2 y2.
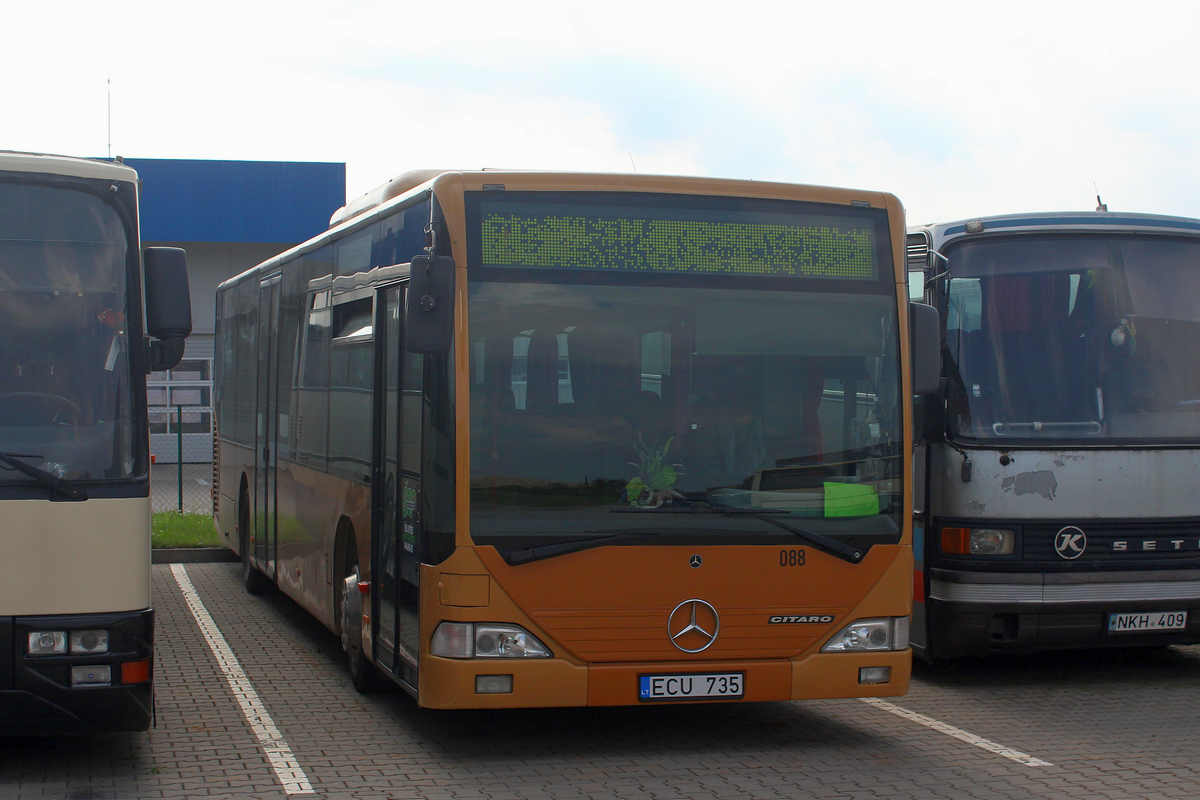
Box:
213 169 939 707
0 151 191 733
908 209 1200 658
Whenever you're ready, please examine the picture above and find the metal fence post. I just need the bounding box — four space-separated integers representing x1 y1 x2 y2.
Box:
176 404 184 512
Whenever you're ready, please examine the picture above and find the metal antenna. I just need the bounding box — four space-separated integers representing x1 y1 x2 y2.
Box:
1094 183 1108 212
107 75 112 159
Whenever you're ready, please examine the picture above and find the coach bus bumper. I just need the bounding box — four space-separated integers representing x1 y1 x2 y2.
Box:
925 567 1200 658
0 609 153 735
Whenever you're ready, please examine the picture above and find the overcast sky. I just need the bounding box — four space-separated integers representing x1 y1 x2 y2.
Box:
6 1 1199 225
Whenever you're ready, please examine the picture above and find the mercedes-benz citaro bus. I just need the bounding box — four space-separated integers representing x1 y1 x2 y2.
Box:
908 209 1200 659
213 169 939 708
1 151 191 734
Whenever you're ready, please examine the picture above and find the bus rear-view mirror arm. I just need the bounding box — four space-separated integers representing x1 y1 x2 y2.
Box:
406 254 455 354
910 302 940 396
143 246 192 372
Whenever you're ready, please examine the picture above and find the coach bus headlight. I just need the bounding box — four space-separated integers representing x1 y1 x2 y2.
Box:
431 622 552 659
27 631 67 656
70 630 110 654
941 526 1015 556
821 617 909 653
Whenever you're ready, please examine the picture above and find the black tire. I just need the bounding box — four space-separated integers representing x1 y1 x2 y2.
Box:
339 542 384 693
240 487 269 595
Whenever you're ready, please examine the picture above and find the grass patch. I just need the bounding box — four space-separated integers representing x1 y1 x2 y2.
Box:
151 512 222 549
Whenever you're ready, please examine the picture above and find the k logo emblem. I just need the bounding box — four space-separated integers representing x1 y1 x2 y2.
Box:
1055 526 1086 559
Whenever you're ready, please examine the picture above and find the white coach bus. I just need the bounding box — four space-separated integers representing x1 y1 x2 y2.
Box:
908 209 1200 659
0 152 190 733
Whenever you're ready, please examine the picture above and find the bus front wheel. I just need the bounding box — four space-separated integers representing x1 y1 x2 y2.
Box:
339 548 384 693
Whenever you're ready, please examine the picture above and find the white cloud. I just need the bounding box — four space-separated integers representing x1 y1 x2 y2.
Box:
4 0 1200 223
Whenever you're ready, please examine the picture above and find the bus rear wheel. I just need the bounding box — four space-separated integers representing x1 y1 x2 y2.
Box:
239 486 269 595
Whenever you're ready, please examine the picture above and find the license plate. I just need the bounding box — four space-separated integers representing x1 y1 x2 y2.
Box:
639 672 744 701
1108 611 1187 633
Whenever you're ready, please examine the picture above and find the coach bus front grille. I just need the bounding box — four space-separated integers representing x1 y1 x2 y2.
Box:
1021 519 1200 566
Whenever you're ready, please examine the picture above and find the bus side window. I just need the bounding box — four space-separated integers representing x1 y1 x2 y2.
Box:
297 289 331 467
329 296 374 480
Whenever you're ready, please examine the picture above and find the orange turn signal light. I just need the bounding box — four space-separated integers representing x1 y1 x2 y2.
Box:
120 658 152 685
941 527 972 555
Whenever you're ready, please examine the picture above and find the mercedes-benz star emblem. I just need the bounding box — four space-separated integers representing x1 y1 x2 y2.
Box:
668 599 720 653
689 555 703 568
1055 526 1087 560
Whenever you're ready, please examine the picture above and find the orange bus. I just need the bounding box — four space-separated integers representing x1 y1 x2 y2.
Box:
213 170 938 707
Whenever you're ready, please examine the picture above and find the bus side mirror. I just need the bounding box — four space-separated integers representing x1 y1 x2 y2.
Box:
910 301 940 396
144 246 192 371
406 254 455 354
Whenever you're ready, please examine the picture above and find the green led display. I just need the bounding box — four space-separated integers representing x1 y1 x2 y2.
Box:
479 210 877 279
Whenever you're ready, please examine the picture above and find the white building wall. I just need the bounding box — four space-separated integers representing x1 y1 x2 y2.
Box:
146 241 293 464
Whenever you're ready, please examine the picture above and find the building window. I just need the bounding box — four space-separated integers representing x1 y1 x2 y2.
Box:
148 359 213 436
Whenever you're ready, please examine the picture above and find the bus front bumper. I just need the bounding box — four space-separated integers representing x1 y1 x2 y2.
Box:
0 610 153 735
925 567 1200 657
417 650 911 709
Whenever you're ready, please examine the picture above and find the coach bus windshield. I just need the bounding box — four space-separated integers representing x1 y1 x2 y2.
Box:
465 191 903 555
942 234 1200 442
0 181 136 483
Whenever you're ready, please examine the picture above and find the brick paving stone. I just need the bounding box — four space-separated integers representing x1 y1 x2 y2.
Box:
8 563 1200 799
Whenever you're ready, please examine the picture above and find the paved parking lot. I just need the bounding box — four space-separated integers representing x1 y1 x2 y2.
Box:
5 561 1200 799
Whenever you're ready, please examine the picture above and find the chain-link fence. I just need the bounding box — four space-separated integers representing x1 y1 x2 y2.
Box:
150 405 213 515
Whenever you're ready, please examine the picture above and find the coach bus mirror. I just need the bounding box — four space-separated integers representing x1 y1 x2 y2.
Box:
921 378 948 443
143 246 192 371
910 301 940 396
406 254 455 354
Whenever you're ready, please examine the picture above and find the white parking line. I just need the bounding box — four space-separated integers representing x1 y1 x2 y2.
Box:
170 564 317 795
860 697 1053 767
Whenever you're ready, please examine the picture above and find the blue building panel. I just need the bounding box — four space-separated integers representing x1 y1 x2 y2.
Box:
124 158 345 244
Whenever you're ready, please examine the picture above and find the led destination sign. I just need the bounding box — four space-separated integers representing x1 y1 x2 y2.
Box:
476 199 880 280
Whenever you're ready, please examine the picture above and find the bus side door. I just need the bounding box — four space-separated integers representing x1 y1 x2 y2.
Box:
255 274 282 577
372 283 421 688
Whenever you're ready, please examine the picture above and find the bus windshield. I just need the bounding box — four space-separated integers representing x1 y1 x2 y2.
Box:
943 234 1200 442
0 181 136 482
466 192 903 554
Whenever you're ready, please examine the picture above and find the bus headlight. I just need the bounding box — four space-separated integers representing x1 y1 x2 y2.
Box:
821 617 909 652
70 630 110 654
27 631 67 656
941 526 1015 556
431 622 552 659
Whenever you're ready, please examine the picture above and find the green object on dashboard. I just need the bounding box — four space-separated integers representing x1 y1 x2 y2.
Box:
823 482 879 517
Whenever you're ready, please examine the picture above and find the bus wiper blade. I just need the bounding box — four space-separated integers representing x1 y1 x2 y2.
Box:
751 515 866 564
0 451 87 501
506 529 674 565
611 502 789 515
618 500 866 563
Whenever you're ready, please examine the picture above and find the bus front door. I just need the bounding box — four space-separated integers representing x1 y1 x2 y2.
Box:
373 284 420 688
255 274 281 578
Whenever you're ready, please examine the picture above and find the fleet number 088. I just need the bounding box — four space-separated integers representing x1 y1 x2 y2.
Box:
779 549 806 567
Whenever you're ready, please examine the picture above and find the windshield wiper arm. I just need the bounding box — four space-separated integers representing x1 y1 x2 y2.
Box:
749 515 866 564
624 501 868 563
667 498 867 563
505 529 677 565
508 501 868 566
610 503 787 515
0 451 87 501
